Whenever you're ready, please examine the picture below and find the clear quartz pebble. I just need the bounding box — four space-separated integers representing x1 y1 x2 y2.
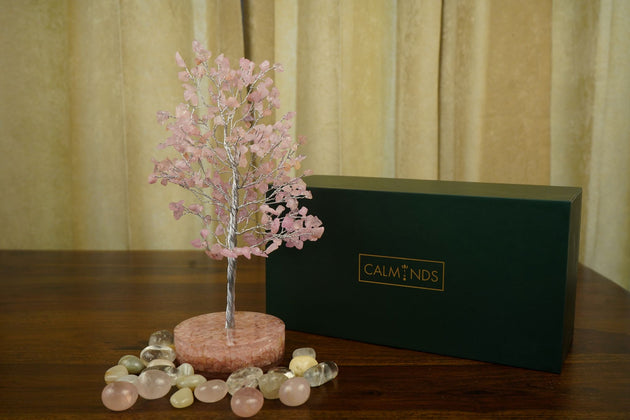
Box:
177 363 194 377
176 374 207 390
148 329 174 347
135 370 173 400
289 355 318 376
231 387 264 418
278 377 311 407
147 358 175 368
140 344 176 364
194 379 228 403
101 381 138 411
257 372 288 399
170 387 194 408
292 347 316 359
267 366 295 378
304 361 339 387
118 355 145 374
104 365 128 384
226 366 263 395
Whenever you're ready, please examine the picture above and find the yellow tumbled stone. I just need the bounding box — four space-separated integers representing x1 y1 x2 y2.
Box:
105 365 128 384
176 374 207 390
289 356 318 377
170 387 194 408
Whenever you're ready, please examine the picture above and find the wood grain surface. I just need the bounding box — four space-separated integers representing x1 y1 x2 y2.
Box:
0 251 628 419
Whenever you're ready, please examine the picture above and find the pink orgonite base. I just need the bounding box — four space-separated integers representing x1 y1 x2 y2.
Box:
174 311 285 375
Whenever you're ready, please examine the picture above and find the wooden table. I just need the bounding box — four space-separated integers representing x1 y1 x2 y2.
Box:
1 251 628 419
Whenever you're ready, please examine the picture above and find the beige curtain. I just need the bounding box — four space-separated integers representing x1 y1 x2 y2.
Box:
1 0 245 250
552 0 630 291
1 1 628 290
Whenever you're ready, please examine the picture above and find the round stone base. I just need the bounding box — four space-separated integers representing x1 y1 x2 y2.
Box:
174 312 285 375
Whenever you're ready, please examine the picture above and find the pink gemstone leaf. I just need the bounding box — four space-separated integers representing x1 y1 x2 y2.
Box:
175 52 186 68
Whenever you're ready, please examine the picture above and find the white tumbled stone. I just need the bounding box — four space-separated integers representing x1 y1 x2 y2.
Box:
292 347 316 359
177 363 194 377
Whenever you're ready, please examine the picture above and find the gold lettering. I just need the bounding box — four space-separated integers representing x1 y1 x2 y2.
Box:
409 268 441 283
431 270 439 282
363 264 374 275
361 254 444 290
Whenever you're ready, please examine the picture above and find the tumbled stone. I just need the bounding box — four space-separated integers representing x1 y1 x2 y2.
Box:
289 355 318 376
226 366 263 395
257 372 288 399
115 374 138 385
140 345 176 364
104 365 128 384
170 387 194 408
176 374 207 390
177 363 194 377
102 381 138 411
292 347 316 359
118 354 145 374
135 370 172 400
231 387 264 418
194 379 228 403
304 361 339 387
149 329 174 347
147 358 175 368
267 366 295 378
144 365 178 385
279 377 311 406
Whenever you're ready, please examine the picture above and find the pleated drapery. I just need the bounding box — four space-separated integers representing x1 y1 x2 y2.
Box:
1 0 628 290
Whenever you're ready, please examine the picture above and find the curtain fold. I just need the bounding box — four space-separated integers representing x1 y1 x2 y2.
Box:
551 0 630 290
0 0 628 289
69 0 129 249
1 0 73 249
294 0 343 175
440 0 551 184
395 0 442 180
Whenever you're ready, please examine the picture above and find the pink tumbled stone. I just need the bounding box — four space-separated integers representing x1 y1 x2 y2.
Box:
101 382 138 411
174 311 284 374
135 369 172 400
230 387 264 418
194 379 228 403
278 377 311 407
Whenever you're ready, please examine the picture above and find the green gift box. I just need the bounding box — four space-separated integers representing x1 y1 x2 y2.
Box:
266 175 582 373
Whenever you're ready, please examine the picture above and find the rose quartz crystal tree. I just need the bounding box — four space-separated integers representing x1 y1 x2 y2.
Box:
149 41 324 330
